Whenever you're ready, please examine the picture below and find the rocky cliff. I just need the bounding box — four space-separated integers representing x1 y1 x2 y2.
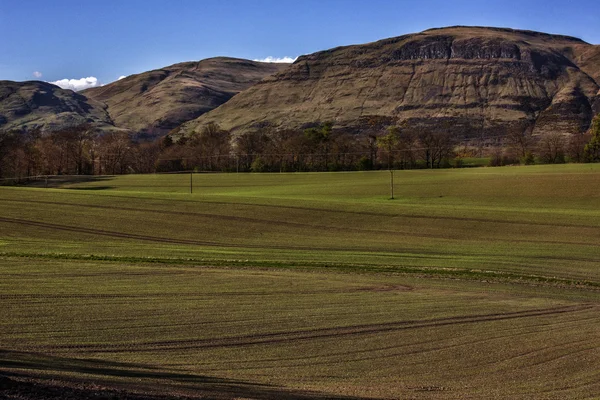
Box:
181 27 600 139
83 57 286 138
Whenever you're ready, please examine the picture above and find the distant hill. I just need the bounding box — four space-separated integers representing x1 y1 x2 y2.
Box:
4 29 598 142
180 26 600 139
0 80 115 132
82 57 286 138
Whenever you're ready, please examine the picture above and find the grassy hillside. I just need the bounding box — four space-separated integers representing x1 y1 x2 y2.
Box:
82 58 286 136
0 80 116 132
1 164 600 399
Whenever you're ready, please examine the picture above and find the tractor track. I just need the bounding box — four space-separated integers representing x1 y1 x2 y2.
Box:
0 285 413 301
51 191 600 229
4 197 600 231
2 199 599 248
215 313 600 369
31 304 593 353
0 216 298 250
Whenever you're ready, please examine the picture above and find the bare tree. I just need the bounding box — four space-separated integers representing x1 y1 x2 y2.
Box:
568 132 591 163
98 132 132 174
187 123 231 171
506 124 534 159
234 130 270 171
538 133 565 164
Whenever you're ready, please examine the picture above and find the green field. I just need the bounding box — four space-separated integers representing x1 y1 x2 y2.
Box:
1 165 600 399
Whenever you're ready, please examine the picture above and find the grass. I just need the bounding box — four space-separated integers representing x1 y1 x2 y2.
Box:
1 164 600 398
457 157 491 167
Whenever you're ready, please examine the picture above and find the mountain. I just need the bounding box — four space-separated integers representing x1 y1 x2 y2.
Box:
180 26 600 139
82 57 286 138
0 81 115 132
574 45 600 84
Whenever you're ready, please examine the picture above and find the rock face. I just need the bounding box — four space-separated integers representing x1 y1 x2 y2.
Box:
0 81 115 132
181 27 600 139
83 57 286 138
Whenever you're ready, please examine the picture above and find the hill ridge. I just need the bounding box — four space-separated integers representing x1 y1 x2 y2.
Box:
180 26 600 140
423 26 588 44
82 57 286 137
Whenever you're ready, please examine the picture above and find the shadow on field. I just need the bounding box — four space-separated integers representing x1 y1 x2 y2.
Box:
23 175 116 189
0 350 370 400
68 186 115 191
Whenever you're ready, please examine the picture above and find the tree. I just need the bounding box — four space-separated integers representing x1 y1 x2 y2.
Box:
70 124 96 174
568 132 591 163
506 123 534 159
538 132 565 164
377 126 402 199
359 115 398 169
98 132 132 174
329 132 360 171
366 135 378 169
250 156 267 172
266 129 307 172
417 129 454 168
377 126 400 169
584 114 600 162
131 141 161 173
188 123 231 171
429 131 455 168
235 130 270 171
0 130 22 179
304 122 333 171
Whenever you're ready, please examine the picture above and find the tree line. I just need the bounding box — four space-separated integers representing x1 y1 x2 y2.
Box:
1 115 599 181
0 126 160 181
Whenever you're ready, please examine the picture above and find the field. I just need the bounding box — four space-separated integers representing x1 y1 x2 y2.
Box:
1 164 600 399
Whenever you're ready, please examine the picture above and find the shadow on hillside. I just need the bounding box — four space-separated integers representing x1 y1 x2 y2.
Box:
0 350 370 400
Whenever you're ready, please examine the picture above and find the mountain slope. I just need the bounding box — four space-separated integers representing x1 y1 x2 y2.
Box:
0 81 115 132
181 26 600 139
83 57 286 137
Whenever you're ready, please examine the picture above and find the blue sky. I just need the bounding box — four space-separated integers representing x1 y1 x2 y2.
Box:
1 0 598 89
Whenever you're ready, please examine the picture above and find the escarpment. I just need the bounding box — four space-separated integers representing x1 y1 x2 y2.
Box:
181 26 600 140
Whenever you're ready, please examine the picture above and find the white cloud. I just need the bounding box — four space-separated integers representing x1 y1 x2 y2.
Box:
33 71 43 78
253 56 297 63
118 75 127 80
50 77 100 91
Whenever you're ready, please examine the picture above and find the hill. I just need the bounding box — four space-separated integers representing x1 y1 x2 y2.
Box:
180 26 600 139
0 80 116 132
82 57 286 138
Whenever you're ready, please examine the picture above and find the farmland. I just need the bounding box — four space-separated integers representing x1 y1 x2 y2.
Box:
1 164 600 399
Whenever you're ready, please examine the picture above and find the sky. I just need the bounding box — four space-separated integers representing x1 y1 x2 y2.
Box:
1 0 598 90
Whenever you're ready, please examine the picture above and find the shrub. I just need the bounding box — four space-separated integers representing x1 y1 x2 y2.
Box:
452 157 463 168
521 152 535 165
357 156 373 171
250 156 267 172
